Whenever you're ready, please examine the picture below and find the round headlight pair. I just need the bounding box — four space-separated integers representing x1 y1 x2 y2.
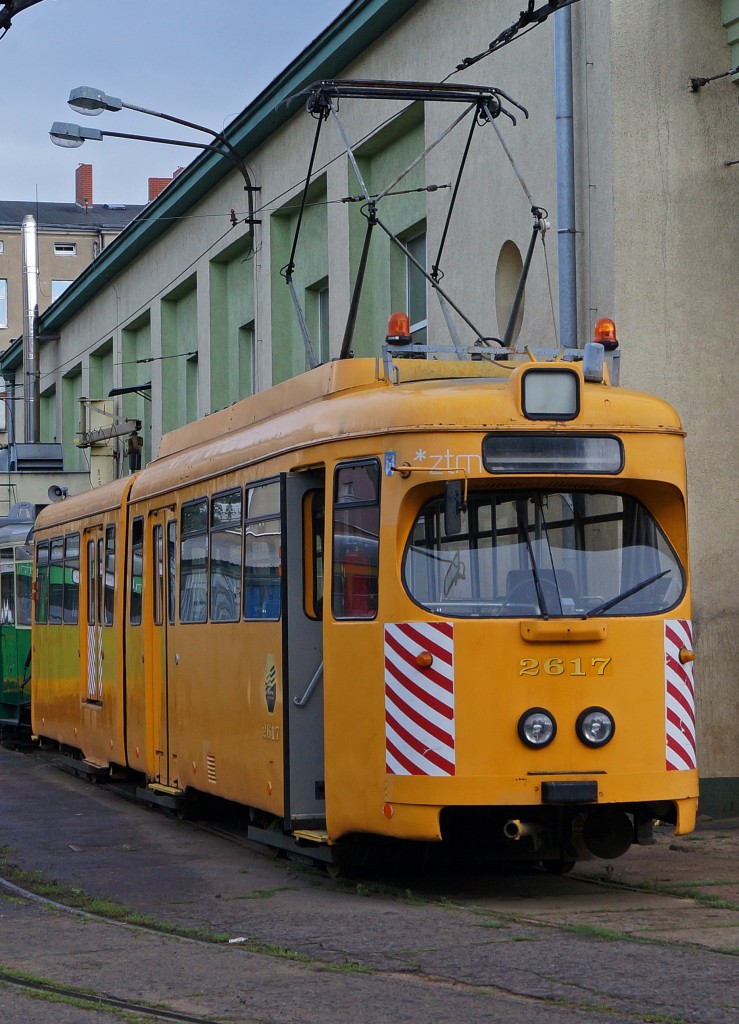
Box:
576 707 615 747
517 706 615 749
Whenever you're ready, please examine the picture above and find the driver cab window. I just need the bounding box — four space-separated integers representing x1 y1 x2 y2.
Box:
332 460 380 620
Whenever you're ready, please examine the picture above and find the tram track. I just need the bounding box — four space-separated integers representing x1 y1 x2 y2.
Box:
19 744 733 915
0 966 236 1024
2 743 736 1024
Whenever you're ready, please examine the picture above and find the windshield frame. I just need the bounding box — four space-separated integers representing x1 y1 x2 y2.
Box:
401 487 686 620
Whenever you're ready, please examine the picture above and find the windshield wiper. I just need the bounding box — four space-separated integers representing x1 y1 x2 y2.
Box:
515 508 549 616
584 569 671 618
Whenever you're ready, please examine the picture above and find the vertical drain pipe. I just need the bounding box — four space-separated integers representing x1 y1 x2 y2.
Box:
555 6 578 348
21 214 40 442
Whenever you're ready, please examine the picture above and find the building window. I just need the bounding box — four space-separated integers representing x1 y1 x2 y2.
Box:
239 321 256 396
54 242 77 256
51 280 73 302
406 232 427 344
318 285 330 363
0 280 7 328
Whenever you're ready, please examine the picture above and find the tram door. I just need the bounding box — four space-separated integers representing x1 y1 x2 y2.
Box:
149 509 176 786
282 471 325 830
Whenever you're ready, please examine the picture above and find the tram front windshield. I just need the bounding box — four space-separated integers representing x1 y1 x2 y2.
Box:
403 491 684 618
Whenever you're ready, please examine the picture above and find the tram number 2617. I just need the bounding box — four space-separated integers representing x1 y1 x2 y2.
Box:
519 656 613 678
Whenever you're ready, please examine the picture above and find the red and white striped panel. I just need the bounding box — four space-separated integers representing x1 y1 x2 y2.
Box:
664 619 696 771
384 621 455 777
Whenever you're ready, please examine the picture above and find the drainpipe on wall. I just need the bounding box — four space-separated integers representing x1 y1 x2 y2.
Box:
554 5 578 348
21 214 40 443
721 0 739 79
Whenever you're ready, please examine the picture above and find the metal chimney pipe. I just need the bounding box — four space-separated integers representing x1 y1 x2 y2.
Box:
21 214 40 442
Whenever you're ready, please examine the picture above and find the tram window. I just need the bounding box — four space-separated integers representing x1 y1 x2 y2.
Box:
244 481 281 620
403 489 684 619
210 487 242 622
0 546 14 623
332 461 380 620
87 540 96 626
167 521 177 625
35 541 50 624
49 536 64 624
153 525 164 626
130 517 143 625
304 490 324 620
97 538 104 626
63 533 80 625
180 498 208 623
15 544 33 627
103 526 115 625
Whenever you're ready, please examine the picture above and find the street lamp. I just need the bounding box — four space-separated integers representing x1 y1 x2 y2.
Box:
51 85 258 226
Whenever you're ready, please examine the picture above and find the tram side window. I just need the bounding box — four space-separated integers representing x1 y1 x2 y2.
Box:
63 533 80 625
244 481 281 620
87 540 96 626
49 537 64 624
180 498 208 623
153 525 164 627
104 526 115 626
130 517 144 625
304 490 324 620
0 546 14 623
35 541 50 624
332 460 380 620
210 488 242 622
167 521 177 625
15 544 33 626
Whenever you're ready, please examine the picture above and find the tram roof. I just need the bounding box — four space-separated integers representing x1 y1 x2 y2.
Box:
127 356 683 502
34 475 134 534
31 356 685 524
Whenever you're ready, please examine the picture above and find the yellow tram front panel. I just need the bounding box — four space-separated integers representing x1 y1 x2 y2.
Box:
322 401 697 846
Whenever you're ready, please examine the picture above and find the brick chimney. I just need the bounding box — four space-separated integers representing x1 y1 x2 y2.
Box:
148 168 186 201
148 176 173 201
75 163 93 207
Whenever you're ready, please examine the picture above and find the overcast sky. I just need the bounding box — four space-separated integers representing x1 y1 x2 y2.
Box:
1 0 349 205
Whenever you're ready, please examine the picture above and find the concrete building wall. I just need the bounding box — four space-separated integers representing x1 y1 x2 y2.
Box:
28 0 737 809
608 0 738 803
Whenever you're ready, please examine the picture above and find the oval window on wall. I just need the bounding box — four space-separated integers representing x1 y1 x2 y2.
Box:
495 240 524 345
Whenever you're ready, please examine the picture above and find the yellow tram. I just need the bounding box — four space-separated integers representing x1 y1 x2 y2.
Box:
31 326 698 868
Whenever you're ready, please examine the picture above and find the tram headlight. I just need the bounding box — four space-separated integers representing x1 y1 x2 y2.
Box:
576 706 615 748
517 708 557 748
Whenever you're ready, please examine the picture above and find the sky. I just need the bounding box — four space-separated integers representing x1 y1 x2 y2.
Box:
0 0 350 205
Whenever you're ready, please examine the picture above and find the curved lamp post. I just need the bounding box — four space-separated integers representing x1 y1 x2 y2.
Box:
51 85 257 226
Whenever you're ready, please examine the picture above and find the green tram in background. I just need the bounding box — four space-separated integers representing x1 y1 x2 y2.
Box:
0 504 35 735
